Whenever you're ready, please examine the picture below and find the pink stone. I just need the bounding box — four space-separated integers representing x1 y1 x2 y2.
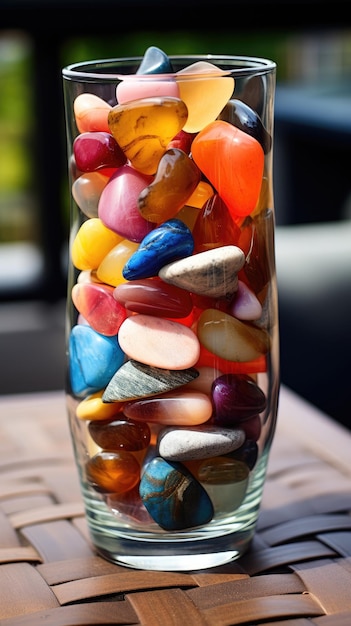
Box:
230 280 263 321
116 79 180 104
123 389 213 426
98 165 155 242
71 282 127 336
118 314 200 370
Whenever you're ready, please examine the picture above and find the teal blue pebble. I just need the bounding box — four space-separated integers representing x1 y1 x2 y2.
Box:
69 325 124 397
137 46 173 75
139 457 214 531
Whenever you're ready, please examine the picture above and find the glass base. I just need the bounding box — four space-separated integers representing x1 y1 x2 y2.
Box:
92 527 253 571
79 449 270 571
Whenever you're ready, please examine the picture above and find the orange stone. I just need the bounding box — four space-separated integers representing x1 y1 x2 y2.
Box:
191 120 264 219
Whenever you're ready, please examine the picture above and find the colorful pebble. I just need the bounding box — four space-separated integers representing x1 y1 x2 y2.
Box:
88 417 151 451
192 194 241 253
108 97 188 175
98 165 155 242
116 46 177 104
74 93 112 133
123 389 213 426
96 238 139 287
73 131 126 172
139 457 214 530
76 390 124 421
191 120 264 219
113 278 193 318
71 218 123 271
102 360 199 403
159 245 245 299
176 61 235 133
194 457 250 514
197 308 270 362
230 280 263 321
86 450 140 494
138 148 201 223
69 325 124 397
122 219 194 281
71 282 127 336
158 425 245 461
220 98 272 154
72 171 110 219
117 314 200 369
211 373 267 424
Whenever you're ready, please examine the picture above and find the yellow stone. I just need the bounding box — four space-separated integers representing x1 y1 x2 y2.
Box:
71 218 123 270
186 181 214 209
76 390 124 421
176 62 235 133
96 238 139 286
108 97 188 175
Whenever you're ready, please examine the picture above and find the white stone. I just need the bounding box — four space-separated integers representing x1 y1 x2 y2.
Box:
158 426 245 461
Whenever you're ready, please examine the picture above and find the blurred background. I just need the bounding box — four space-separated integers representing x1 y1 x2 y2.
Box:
1 0 350 428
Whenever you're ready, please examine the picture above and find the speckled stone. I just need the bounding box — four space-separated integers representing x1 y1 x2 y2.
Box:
139 456 214 530
102 359 199 403
158 426 245 461
159 245 245 299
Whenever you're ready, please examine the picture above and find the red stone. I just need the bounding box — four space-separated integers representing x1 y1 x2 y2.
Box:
73 131 126 172
114 277 193 318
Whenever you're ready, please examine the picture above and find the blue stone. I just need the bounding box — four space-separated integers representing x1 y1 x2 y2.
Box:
137 46 173 75
139 457 214 530
69 325 124 397
123 219 194 280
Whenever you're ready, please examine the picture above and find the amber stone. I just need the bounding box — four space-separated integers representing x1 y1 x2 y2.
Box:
108 97 188 175
86 450 140 494
88 418 151 451
192 194 241 253
238 209 275 295
138 148 201 223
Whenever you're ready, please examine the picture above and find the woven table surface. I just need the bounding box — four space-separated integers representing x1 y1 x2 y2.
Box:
1 386 351 626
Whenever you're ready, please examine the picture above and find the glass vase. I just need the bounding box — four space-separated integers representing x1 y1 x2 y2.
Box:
62 50 279 571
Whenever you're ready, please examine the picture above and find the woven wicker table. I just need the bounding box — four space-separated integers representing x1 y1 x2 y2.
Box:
1 385 351 625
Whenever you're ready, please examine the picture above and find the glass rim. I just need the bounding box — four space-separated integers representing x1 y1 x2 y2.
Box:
62 54 276 82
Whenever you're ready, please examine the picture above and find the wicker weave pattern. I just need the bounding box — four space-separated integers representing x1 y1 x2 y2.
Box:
1 390 351 626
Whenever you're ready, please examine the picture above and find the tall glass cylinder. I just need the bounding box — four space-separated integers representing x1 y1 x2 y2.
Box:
62 51 279 571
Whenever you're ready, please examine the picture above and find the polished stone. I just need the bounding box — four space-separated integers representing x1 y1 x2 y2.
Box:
102 359 199 402
159 245 245 299
123 218 194 280
139 456 214 530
